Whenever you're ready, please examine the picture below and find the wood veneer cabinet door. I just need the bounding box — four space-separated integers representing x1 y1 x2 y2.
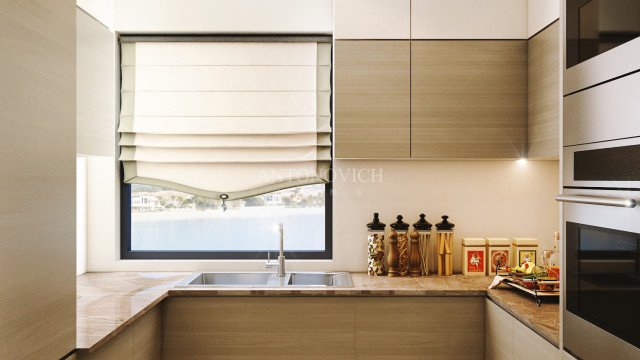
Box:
335 40 411 158
411 40 527 159
528 22 560 159
0 1 76 359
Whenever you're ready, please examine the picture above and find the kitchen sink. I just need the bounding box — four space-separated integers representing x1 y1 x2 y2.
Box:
176 272 353 288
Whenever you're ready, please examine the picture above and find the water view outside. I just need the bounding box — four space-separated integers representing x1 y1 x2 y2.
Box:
130 184 326 252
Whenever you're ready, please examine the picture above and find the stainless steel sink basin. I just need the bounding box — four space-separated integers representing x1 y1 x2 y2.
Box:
177 272 353 288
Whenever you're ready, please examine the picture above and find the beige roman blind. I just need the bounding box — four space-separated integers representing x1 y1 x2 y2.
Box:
118 39 332 200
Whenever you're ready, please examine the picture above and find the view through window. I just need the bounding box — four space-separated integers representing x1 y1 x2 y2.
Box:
129 183 327 253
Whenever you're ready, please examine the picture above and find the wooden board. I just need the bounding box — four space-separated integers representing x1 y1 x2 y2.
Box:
411 40 527 159
528 21 560 159
334 40 411 158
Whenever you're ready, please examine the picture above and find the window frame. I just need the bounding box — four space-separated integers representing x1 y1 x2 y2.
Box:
119 35 333 260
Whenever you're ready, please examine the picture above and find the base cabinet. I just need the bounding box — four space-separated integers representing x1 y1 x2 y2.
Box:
162 296 484 359
78 305 161 360
485 299 560 360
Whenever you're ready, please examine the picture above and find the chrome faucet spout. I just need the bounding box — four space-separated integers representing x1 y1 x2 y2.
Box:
265 223 286 278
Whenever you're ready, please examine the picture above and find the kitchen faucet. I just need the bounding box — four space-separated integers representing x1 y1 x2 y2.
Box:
265 223 285 277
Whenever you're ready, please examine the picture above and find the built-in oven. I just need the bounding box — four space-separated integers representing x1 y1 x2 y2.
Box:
561 195 640 360
561 40 640 357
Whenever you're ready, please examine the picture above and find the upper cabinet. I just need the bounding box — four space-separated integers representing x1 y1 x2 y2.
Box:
411 40 528 158
334 41 411 158
332 0 560 160
528 22 560 159
334 0 410 39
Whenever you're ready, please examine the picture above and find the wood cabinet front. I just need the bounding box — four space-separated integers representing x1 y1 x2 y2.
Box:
334 40 411 158
411 40 527 159
528 21 560 159
162 296 484 359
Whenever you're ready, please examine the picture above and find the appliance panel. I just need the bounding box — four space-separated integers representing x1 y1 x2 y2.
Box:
563 70 640 147
562 189 640 359
563 137 640 188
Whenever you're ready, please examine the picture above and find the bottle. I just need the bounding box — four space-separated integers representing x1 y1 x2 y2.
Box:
412 214 433 276
390 215 410 276
435 215 455 276
366 213 386 276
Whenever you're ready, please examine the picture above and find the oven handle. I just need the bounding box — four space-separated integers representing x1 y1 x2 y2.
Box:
555 195 637 208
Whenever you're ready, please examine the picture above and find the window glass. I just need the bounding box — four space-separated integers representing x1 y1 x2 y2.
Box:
129 183 326 252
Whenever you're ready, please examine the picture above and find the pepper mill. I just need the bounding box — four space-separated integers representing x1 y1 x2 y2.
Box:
366 213 386 276
436 215 455 276
387 231 400 277
409 231 422 277
390 215 410 276
412 214 433 276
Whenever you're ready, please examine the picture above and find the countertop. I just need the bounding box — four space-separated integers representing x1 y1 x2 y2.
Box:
77 272 559 353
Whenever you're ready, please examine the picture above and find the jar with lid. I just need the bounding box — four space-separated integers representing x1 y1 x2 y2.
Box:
390 215 410 276
411 214 433 276
435 215 455 276
366 213 386 276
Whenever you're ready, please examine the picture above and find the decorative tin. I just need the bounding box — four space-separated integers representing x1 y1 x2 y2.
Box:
511 238 539 266
461 238 486 276
486 237 511 275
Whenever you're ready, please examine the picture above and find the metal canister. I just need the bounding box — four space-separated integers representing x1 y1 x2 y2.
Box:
366 213 386 276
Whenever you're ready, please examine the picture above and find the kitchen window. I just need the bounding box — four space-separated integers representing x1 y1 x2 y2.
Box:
118 36 332 259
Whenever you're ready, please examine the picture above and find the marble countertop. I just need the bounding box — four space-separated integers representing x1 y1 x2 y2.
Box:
77 272 559 353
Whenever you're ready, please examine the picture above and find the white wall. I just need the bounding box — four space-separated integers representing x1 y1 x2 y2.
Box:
113 0 332 34
528 0 560 37
86 159 559 272
411 0 528 39
77 0 114 29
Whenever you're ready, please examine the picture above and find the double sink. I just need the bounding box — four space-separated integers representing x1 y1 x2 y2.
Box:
177 271 354 288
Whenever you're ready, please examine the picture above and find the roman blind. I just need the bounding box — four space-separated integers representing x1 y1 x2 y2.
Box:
118 38 332 200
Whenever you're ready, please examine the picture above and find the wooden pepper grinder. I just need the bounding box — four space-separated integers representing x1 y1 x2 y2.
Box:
390 215 410 276
387 231 399 277
409 231 422 277
435 215 455 276
412 213 433 276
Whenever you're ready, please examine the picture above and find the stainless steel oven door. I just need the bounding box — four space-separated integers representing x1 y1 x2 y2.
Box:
561 188 640 360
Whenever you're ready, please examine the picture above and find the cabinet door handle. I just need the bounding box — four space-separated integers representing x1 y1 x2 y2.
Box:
555 195 637 208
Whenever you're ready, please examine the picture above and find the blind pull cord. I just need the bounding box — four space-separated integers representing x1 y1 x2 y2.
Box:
220 194 229 212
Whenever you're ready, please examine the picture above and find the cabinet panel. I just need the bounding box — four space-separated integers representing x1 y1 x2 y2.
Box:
81 326 134 360
335 40 410 158
77 8 116 156
162 297 356 359
355 297 484 359
335 0 410 39
0 1 76 359
411 40 527 158
133 306 162 360
162 297 484 359
485 300 514 360
528 21 559 159
486 299 561 360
